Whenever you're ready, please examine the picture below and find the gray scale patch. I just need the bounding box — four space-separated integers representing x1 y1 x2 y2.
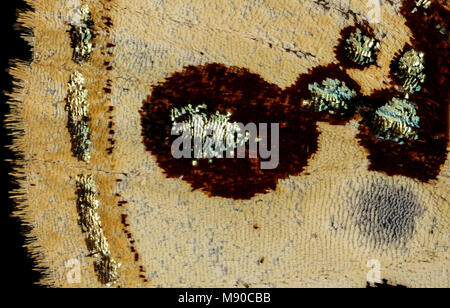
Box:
352 183 424 249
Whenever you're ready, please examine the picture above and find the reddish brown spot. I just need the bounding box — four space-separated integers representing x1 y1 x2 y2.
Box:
356 0 449 182
139 0 448 199
284 63 362 124
140 63 319 200
103 17 113 28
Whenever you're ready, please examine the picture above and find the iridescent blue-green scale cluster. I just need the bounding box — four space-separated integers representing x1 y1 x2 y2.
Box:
171 104 251 165
302 78 357 115
393 49 426 93
344 28 380 66
70 5 95 64
372 97 420 143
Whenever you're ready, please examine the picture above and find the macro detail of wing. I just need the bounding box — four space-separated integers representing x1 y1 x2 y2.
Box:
6 0 449 288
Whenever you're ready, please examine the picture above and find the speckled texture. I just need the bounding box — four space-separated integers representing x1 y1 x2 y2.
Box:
7 0 449 287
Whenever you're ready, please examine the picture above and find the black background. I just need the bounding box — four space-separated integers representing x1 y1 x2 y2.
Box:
2 0 41 287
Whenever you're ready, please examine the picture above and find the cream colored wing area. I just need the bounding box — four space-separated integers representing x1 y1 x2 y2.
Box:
119 121 450 287
8 0 449 287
